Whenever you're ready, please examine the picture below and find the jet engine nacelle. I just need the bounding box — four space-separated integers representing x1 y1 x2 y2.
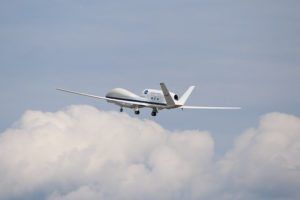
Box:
169 92 179 101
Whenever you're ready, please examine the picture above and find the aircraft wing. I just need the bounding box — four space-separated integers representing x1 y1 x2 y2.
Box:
56 88 150 107
57 88 109 100
181 105 241 110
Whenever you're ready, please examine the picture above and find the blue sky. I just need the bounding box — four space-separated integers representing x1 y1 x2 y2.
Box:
0 1 300 199
1 0 299 154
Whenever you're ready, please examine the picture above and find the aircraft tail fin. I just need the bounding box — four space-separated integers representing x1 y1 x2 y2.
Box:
160 83 176 106
178 86 195 105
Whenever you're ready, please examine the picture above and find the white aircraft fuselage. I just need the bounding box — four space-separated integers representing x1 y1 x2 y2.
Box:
105 88 180 109
57 83 240 116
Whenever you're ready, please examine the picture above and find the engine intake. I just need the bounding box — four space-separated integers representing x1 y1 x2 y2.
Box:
174 94 178 101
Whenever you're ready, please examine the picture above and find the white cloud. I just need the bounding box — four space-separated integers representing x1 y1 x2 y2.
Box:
0 106 299 200
218 112 300 199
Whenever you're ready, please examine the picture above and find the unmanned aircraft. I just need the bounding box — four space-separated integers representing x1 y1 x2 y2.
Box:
57 83 240 116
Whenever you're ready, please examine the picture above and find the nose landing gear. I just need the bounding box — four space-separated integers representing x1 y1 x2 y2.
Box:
120 107 123 112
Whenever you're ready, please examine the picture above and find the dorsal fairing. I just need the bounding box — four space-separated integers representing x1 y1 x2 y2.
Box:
106 88 141 99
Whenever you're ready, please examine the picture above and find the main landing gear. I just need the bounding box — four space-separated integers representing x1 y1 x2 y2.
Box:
120 107 158 116
134 110 140 115
151 108 158 117
151 111 156 116
134 107 140 115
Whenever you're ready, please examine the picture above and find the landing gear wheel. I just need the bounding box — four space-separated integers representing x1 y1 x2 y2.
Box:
120 107 123 112
151 111 157 116
134 110 140 115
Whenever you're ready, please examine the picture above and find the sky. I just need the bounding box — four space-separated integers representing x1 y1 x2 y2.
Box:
0 0 299 199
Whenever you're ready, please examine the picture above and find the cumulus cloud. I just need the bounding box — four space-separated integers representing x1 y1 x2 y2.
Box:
218 113 300 199
0 106 299 200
